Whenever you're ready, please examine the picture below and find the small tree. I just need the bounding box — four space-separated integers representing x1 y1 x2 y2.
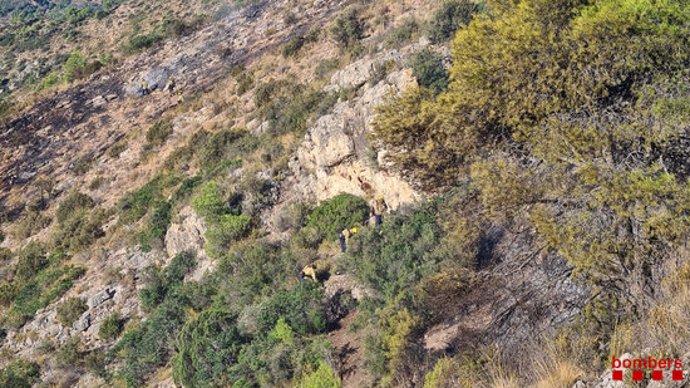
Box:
63 52 87 83
99 312 124 339
428 0 481 43
410 48 449 94
330 6 364 47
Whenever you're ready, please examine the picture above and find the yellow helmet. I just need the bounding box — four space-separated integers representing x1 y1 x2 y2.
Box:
376 195 385 200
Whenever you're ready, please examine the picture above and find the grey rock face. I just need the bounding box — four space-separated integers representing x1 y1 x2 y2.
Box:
73 313 91 332
89 288 116 308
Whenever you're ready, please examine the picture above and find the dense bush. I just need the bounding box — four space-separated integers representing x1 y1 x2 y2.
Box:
56 336 83 367
428 0 481 43
62 51 101 82
298 361 341 388
369 2 690 380
3 264 85 329
302 193 369 245
53 207 107 252
139 252 197 310
256 281 326 335
172 306 246 387
56 191 96 225
138 201 171 252
99 312 125 339
384 18 419 49
0 359 40 388
56 297 88 326
124 33 163 54
15 242 48 282
330 6 365 47
263 88 338 135
192 180 226 220
410 48 448 94
196 128 258 172
346 205 442 299
118 174 179 225
112 252 198 386
205 214 252 258
0 247 11 262
215 243 297 306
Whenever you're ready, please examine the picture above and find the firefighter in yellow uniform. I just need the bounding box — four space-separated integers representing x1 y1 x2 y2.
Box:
339 227 359 252
370 195 388 226
300 265 318 282
141 79 150 96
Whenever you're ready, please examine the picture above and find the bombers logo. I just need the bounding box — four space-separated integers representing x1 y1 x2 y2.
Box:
611 355 685 382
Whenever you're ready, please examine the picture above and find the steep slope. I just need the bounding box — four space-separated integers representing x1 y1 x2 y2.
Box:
0 0 687 387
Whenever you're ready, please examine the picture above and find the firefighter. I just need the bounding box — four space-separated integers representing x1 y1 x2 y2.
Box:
370 195 388 226
141 79 150 96
339 226 359 252
300 264 318 282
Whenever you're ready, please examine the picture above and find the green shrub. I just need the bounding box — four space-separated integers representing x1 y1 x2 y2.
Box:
171 176 203 202
124 33 163 54
330 6 365 48
112 256 197 387
172 306 246 387
315 58 340 79
57 336 82 367
346 206 442 299
138 201 171 252
192 180 226 220
39 71 60 89
281 30 320 57
216 243 297 307
428 0 481 43
384 18 419 48
257 282 326 335
12 210 51 239
53 207 107 253
139 252 197 310
99 312 125 339
109 141 128 158
411 48 448 94
0 359 40 388
15 242 48 282
0 282 16 307
61 51 101 82
302 193 369 245
254 80 285 108
57 297 88 326
145 119 173 148
159 14 204 37
205 214 252 257
118 174 179 225
233 66 254 95
0 247 11 262
298 361 341 388
264 88 338 135
56 191 96 225
164 251 198 283
3 264 85 329
197 129 258 172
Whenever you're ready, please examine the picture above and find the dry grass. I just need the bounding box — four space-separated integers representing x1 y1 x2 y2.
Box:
533 360 582 388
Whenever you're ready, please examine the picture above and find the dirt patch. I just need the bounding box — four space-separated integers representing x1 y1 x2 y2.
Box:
328 310 374 388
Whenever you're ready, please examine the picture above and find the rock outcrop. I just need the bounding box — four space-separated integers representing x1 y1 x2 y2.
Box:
277 54 421 227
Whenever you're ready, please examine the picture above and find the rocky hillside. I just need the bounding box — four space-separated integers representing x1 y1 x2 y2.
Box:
0 0 689 387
